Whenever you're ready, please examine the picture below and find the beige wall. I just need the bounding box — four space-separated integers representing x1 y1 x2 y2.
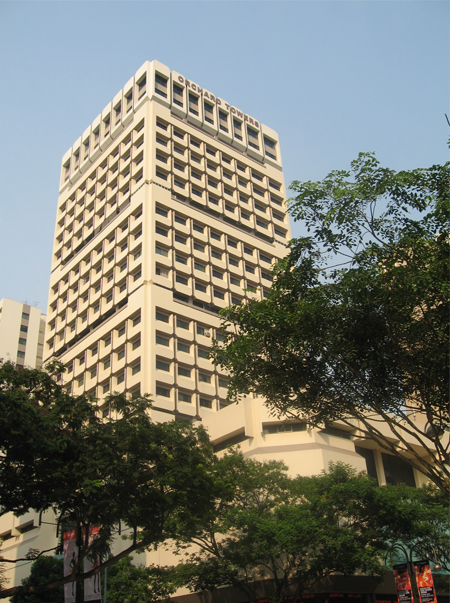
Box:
0 298 46 369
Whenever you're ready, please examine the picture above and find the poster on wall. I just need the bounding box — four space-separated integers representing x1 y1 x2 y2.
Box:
83 526 102 601
393 564 414 603
63 530 78 603
413 561 437 603
84 526 101 601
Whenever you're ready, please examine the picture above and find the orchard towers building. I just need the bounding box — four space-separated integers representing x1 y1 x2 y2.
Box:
44 60 290 422
44 60 428 490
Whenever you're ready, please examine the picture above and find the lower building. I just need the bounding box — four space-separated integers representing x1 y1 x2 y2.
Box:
0 298 46 369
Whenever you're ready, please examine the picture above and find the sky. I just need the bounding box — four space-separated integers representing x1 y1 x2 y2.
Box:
0 1 448 312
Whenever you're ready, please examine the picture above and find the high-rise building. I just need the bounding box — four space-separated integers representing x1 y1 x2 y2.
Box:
0 298 46 369
44 60 290 421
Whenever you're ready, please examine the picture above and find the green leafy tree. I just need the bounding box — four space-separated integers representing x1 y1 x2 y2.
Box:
0 361 216 600
10 557 63 603
213 154 450 493
172 453 449 603
172 454 385 603
105 556 177 603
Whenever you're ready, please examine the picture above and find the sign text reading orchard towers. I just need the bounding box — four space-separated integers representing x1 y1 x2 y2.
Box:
176 75 261 130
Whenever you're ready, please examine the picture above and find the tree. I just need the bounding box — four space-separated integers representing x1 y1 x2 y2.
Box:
171 453 449 603
0 361 216 600
105 556 177 603
10 557 64 603
213 154 450 493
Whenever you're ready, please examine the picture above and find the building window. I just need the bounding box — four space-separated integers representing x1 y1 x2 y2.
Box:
22 312 29 320
156 311 169 323
137 74 146 98
175 234 187 245
175 254 187 265
198 348 209 359
218 110 228 132
133 314 141 326
177 341 190 353
175 214 186 226
156 360 170 372
199 373 211 383
193 223 204 234
156 206 168 217
176 318 189 330
18 338 26 346
194 262 205 272
103 382 110 393
176 274 188 286
132 337 141 350
195 282 207 293
156 246 169 257
188 93 199 116
173 83 184 106
178 366 191 377
156 385 170 398
194 242 205 253
156 266 169 278
211 250 222 260
132 363 141 375
204 102 214 124
247 127 259 150
382 453 416 487
17 351 25 359
199 397 212 408
233 119 243 141
197 325 210 337
214 290 225 300
178 392 191 403
264 136 277 160
154 73 168 98
20 325 28 333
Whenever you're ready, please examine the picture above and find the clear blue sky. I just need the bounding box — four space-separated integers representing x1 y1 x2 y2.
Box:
0 1 448 311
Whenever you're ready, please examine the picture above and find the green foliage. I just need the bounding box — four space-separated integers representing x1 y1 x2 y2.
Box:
106 556 177 603
10 557 64 603
213 154 450 493
172 454 449 603
172 456 371 603
0 361 216 600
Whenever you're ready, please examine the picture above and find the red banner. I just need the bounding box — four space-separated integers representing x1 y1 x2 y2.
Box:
413 561 437 603
393 564 414 603
63 530 78 603
84 526 101 602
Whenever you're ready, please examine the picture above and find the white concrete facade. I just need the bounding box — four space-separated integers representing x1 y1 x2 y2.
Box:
45 59 290 424
0 298 46 369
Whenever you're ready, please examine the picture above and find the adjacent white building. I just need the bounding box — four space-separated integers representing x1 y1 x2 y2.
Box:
0 298 46 369
0 299 49 589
